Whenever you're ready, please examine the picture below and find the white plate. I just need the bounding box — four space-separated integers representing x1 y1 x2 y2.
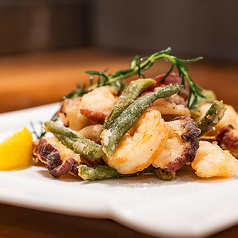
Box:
0 104 238 238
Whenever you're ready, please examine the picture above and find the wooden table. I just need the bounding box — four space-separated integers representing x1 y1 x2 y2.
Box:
1 47 238 113
0 48 238 238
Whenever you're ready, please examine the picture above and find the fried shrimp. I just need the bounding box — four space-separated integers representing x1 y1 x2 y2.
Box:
80 86 118 115
103 110 168 174
191 141 238 178
152 116 200 171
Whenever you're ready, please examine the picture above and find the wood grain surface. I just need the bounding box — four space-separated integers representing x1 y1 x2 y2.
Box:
0 48 238 238
0 47 237 113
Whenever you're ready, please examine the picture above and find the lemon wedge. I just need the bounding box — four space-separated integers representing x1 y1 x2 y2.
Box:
0 127 33 170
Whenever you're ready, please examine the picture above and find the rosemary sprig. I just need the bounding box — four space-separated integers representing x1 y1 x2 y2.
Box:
30 111 58 139
85 47 204 109
62 47 203 109
30 121 46 139
61 83 90 101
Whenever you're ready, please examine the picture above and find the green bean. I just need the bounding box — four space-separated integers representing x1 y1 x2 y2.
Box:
78 165 135 180
53 133 75 150
54 133 105 161
196 100 226 136
45 121 105 160
101 84 184 158
103 78 156 130
45 121 79 139
152 167 176 181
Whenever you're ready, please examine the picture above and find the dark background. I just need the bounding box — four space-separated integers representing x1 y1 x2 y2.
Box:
0 0 238 64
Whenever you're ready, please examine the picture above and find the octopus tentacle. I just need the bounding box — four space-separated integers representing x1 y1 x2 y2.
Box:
153 116 201 172
215 125 238 158
80 109 106 124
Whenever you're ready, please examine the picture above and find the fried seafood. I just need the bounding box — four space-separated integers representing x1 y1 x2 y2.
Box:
80 86 118 115
57 97 95 131
216 125 238 159
57 86 118 130
152 116 200 171
103 110 168 174
33 137 80 178
150 93 191 121
101 84 184 158
191 141 238 178
80 109 106 124
33 137 104 178
30 49 238 181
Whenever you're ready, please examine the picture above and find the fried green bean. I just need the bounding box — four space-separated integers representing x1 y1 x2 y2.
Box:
152 167 176 181
196 100 226 136
78 165 135 180
54 133 105 161
45 121 79 139
45 121 105 160
103 78 156 130
101 84 184 158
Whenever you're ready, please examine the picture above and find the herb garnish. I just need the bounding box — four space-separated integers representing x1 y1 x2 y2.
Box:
64 47 204 110
30 111 58 139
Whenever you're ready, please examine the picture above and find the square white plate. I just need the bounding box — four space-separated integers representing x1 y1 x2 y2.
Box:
0 104 238 238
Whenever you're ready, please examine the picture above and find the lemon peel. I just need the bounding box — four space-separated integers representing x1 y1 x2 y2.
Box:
0 127 33 170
